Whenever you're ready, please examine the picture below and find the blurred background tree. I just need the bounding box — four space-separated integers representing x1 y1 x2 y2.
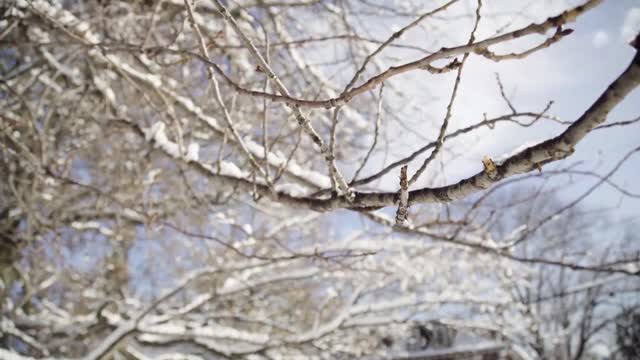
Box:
1 0 639 358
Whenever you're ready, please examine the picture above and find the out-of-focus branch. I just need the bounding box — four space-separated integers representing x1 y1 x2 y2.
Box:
183 0 269 182
118 0 600 110
77 1 600 111
210 0 352 197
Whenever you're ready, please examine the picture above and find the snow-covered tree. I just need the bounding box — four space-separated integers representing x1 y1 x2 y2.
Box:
1 0 639 358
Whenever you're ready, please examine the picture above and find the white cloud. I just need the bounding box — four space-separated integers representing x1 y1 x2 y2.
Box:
592 30 608 48
621 8 640 42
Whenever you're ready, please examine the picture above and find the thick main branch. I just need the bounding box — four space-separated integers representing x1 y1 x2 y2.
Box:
173 40 639 211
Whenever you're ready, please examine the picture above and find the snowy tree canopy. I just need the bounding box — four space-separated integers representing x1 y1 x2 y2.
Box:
1 0 639 359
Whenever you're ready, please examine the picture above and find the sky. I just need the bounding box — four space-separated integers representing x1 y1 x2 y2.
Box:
352 0 640 224
480 0 640 222
311 0 640 244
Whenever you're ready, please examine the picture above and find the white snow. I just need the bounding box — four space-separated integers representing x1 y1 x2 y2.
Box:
145 168 162 185
75 21 90 33
58 10 76 25
244 136 332 188
495 140 542 164
8 208 22 218
0 349 40 360
93 73 116 106
145 122 198 162
241 224 253 235
122 208 145 222
71 221 114 236
186 142 200 162
137 321 269 347
216 161 250 178
623 262 639 274
105 55 163 89
27 26 51 43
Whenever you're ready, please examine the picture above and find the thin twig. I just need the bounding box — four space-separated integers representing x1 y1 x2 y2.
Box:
210 0 352 196
351 82 384 182
408 0 484 186
183 0 268 181
341 0 459 94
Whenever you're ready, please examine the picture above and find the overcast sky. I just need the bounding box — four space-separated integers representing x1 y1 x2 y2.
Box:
311 0 640 244
351 0 640 223
463 0 640 221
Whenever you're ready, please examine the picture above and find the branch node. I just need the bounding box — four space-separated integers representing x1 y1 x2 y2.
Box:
482 155 499 180
395 165 409 225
